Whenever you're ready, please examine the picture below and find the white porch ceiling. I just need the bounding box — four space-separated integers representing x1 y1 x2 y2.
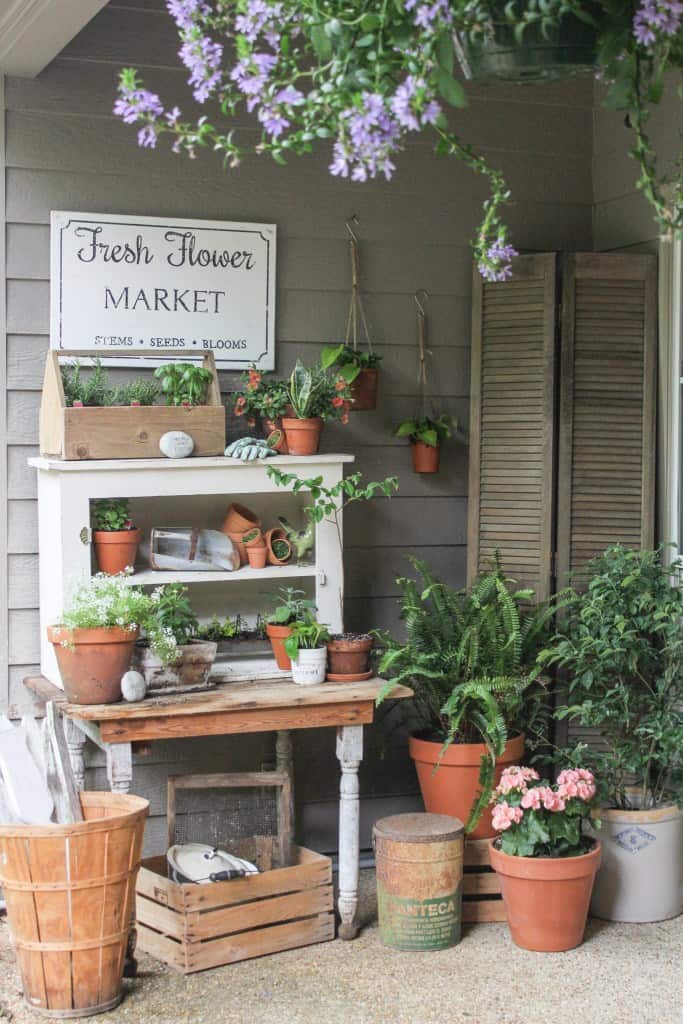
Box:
0 0 108 77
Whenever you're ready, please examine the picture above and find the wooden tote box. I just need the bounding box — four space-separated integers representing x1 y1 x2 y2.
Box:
135 772 334 973
39 349 226 460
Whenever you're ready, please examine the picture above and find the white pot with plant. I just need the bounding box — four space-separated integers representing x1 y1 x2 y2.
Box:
540 545 683 923
133 582 217 696
285 619 330 686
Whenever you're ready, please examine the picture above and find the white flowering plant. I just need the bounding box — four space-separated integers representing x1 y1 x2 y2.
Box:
115 2 682 283
57 574 178 664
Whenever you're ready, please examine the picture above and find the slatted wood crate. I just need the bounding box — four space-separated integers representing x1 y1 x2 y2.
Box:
462 838 506 923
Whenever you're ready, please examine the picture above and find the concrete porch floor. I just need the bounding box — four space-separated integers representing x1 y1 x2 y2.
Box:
0 870 680 1024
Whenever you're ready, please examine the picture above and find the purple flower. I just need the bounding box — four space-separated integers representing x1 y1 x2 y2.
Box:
235 0 284 48
231 53 279 111
330 92 400 182
276 85 304 106
167 0 210 32
113 87 164 124
478 237 518 281
634 1 683 48
178 34 223 103
391 77 420 130
137 124 159 148
258 105 290 138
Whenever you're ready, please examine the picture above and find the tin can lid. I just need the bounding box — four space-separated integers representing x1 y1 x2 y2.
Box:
373 813 464 844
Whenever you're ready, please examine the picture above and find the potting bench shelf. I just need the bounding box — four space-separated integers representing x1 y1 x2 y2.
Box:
125 564 319 585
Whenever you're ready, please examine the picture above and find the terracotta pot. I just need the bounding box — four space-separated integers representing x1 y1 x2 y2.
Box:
326 635 373 681
47 625 139 704
411 441 440 474
222 502 261 535
489 841 601 952
247 545 268 569
409 733 525 839
242 528 264 549
264 528 292 566
226 530 248 565
93 528 141 575
350 368 379 411
265 623 293 670
264 418 289 454
282 417 323 455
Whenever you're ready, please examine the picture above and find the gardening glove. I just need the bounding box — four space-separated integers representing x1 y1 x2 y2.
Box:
224 437 277 461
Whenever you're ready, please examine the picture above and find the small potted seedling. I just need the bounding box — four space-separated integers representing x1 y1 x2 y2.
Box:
395 414 457 474
285 618 330 686
265 588 317 670
91 498 141 575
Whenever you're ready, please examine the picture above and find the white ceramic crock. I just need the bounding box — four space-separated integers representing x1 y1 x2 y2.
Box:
589 803 683 922
291 647 327 686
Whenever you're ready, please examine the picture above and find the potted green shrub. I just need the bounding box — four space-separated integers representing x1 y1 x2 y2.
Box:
489 765 601 952
133 583 217 695
321 344 382 412
284 618 331 686
265 587 318 670
47 574 177 704
376 558 558 837
539 545 683 923
395 414 457 474
281 359 352 455
154 362 213 406
91 498 141 575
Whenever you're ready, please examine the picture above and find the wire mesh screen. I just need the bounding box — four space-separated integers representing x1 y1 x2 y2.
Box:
171 785 280 848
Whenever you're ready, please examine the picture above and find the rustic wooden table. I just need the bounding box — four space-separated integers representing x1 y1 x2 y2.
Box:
24 675 411 940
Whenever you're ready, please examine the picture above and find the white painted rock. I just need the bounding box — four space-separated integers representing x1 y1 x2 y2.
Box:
160 431 194 459
121 670 147 702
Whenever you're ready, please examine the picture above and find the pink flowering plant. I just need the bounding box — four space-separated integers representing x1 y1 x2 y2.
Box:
491 765 598 858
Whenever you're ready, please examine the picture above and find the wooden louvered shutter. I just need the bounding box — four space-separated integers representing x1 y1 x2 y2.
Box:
556 253 657 585
467 253 557 601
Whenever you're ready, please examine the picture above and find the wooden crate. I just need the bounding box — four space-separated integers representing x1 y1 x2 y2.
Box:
462 838 506 923
39 349 225 459
136 844 335 973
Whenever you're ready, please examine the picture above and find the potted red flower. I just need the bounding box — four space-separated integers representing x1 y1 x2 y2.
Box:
233 367 290 450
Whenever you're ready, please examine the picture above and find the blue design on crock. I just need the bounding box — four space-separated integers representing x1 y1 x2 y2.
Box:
613 826 656 854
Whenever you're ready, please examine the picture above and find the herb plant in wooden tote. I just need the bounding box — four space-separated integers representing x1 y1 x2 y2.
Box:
376 559 558 838
489 766 600 952
48 574 178 704
91 497 141 575
134 583 217 695
540 545 683 923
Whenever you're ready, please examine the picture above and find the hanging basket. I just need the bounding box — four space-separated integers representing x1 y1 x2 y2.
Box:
456 16 598 84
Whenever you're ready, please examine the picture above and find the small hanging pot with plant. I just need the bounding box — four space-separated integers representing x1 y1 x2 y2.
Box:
321 216 382 412
281 359 352 455
91 498 141 575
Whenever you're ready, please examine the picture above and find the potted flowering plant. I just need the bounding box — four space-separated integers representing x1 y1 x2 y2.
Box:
47 574 177 704
321 344 382 412
489 765 600 952
282 359 351 455
91 498 141 575
133 583 217 695
395 414 457 474
233 367 290 450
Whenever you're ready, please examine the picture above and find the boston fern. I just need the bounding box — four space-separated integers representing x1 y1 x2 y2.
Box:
376 557 559 830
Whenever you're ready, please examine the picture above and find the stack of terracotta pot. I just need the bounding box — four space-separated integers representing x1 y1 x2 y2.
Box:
221 503 293 568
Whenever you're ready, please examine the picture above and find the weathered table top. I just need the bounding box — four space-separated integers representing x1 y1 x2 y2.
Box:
24 676 412 745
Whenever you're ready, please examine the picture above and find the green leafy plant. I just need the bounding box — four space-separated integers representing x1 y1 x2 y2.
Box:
320 344 382 384
266 587 317 627
286 359 351 421
233 366 289 426
110 378 161 406
154 363 213 406
538 545 683 810
271 538 290 561
284 618 331 659
57 573 177 663
91 498 134 532
376 557 561 830
61 358 112 407
396 414 457 448
150 582 199 646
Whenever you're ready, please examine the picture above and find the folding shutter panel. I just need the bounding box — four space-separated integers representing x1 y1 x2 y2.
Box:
556 253 657 585
467 253 557 601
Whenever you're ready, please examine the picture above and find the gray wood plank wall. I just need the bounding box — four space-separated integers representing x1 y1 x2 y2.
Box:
2 0 595 853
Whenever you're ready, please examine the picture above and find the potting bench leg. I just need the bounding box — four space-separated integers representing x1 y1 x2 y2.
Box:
64 718 88 790
336 724 363 940
106 742 133 793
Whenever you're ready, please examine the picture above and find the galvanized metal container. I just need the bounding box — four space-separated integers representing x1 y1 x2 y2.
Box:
374 812 464 951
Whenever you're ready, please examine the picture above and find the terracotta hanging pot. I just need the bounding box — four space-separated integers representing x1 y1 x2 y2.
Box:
282 417 323 455
242 528 265 549
47 625 139 704
264 528 292 566
409 733 525 839
350 369 379 412
93 528 141 575
412 441 440 474
326 634 373 681
265 623 293 670
489 841 601 952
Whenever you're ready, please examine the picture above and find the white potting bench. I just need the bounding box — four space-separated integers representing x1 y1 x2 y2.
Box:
26 453 412 939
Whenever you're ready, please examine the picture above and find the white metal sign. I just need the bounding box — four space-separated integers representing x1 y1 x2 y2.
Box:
50 212 276 368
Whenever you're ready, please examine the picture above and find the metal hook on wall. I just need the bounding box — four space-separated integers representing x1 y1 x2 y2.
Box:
414 288 430 317
345 214 360 244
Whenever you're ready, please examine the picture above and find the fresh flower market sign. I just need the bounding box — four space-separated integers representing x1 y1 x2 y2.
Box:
50 212 276 368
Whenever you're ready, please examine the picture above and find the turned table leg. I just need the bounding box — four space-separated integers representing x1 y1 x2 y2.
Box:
63 718 87 791
105 742 133 793
336 724 363 940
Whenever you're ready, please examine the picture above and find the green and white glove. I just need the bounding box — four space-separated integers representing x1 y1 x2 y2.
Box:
224 437 277 461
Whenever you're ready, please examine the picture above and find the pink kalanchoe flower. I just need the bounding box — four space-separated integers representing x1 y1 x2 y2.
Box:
558 780 579 799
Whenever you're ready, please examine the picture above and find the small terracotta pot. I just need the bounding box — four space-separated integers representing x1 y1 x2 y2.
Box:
264 528 292 566
409 733 525 839
222 503 261 535
411 441 440 474
47 625 139 704
265 623 293 670
282 417 323 455
489 841 601 952
93 528 141 576
264 418 289 454
247 546 268 569
242 528 264 549
326 635 373 681
350 368 379 411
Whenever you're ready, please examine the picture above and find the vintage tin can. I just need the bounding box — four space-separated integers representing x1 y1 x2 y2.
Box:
374 812 464 951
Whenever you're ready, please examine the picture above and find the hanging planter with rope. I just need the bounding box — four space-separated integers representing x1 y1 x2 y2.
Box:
395 290 457 475
321 216 381 413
